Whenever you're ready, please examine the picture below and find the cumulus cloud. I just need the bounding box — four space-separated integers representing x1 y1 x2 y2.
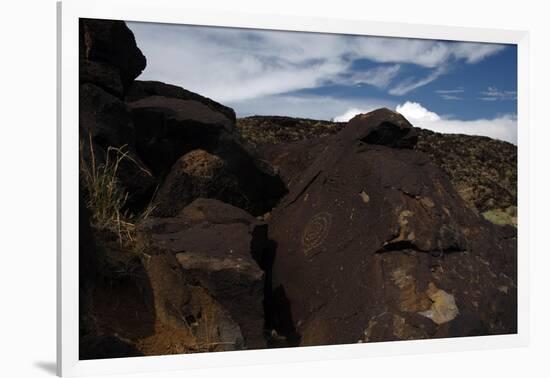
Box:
396 101 441 121
395 101 517 144
127 22 507 102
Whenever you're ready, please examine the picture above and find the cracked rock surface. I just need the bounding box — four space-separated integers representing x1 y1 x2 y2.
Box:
138 198 271 349
268 109 517 346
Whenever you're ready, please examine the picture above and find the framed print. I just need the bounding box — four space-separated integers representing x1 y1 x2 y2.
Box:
58 0 529 376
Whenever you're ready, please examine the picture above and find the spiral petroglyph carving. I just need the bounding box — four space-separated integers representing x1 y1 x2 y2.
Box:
302 212 332 256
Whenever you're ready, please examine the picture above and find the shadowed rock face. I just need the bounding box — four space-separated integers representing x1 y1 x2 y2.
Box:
79 82 157 212
126 92 235 176
237 115 517 226
80 18 146 94
268 109 517 345
79 19 156 212
126 80 236 123
346 109 418 149
139 198 272 349
126 93 287 216
80 335 144 360
152 149 244 217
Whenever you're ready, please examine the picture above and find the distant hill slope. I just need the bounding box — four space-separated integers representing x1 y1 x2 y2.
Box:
237 115 517 226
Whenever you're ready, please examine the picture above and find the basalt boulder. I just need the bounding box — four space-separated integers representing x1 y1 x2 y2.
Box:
127 94 233 175
80 18 146 95
79 83 157 211
237 115 517 227
257 138 331 188
127 94 286 215
126 80 236 123
268 108 517 346
138 198 273 349
153 148 280 217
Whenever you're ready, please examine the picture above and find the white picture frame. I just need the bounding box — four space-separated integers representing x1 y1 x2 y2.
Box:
58 0 530 376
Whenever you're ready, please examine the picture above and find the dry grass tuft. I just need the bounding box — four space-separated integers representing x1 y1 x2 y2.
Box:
79 134 155 247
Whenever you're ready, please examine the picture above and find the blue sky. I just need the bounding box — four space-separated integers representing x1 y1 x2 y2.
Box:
127 22 517 143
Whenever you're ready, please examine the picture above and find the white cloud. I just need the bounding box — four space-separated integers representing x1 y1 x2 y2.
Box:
479 86 517 101
452 42 506 64
342 64 401 88
127 22 508 102
396 101 441 121
440 94 463 100
435 88 464 100
351 38 504 68
395 101 517 144
389 66 447 95
435 88 465 94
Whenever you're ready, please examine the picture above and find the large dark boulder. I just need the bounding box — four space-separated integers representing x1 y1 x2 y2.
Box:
152 148 280 217
126 80 236 123
80 83 135 148
138 198 271 349
79 83 157 211
268 109 517 346
258 138 331 187
237 115 517 227
346 109 418 149
127 93 286 216
127 95 233 175
80 18 146 95
79 19 157 211
80 60 125 99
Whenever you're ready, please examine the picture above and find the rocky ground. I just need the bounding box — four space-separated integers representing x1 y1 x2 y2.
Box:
79 19 517 359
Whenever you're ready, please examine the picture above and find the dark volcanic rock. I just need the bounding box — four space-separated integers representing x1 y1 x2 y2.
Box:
256 109 417 189
152 148 278 217
268 109 517 346
80 18 146 93
127 95 234 175
139 198 271 349
80 83 135 148
237 115 517 225
258 138 331 187
79 83 157 211
127 94 286 215
80 60 125 98
152 149 244 217
347 109 418 149
79 189 99 340
126 80 236 123
80 335 144 360
79 19 157 210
